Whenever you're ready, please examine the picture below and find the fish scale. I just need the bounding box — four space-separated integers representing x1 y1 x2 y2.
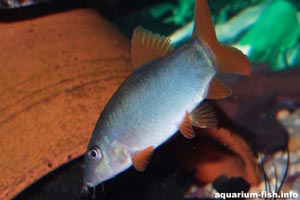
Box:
106 40 215 149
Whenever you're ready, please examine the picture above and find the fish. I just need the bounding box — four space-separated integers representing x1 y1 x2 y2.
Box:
83 0 251 188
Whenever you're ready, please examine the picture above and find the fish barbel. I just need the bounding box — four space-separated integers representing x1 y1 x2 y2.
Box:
83 0 251 188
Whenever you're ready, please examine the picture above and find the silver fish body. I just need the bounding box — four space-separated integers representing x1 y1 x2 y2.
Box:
84 38 216 187
83 0 251 189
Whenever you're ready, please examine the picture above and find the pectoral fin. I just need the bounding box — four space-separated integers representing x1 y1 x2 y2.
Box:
132 146 154 171
131 26 174 69
206 77 232 99
190 102 218 128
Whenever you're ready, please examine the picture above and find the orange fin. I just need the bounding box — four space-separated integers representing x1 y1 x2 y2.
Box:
179 112 195 139
131 26 174 69
192 0 251 75
206 77 232 99
214 45 251 75
192 0 218 50
132 146 154 171
190 102 218 128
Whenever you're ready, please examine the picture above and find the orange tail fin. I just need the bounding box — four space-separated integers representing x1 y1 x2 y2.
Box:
192 0 251 75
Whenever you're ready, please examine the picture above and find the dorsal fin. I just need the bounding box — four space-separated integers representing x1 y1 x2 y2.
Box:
206 77 232 99
132 146 154 171
131 26 174 69
192 0 251 75
190 101 218 128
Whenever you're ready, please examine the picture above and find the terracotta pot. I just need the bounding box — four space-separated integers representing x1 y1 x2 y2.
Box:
0 9 132 200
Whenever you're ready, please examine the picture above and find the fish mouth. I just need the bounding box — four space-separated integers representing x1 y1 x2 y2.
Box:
83 173 97 188
84 181 96 188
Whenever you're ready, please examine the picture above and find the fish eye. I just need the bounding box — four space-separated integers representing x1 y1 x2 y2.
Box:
88 147 102 161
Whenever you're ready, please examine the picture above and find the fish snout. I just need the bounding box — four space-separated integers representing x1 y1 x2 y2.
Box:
83 166 98 188
83 180 96 188
79 184 97 200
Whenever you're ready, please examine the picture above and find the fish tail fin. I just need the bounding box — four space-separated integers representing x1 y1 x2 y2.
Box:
192 0 251 75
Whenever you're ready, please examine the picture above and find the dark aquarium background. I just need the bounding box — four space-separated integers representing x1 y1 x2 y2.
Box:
1 0 299 199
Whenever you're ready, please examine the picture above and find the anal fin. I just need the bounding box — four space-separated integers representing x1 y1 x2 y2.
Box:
206 77 232 99
132 146 154 171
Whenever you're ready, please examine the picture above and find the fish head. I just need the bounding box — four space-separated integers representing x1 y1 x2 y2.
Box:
83 136 132 187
